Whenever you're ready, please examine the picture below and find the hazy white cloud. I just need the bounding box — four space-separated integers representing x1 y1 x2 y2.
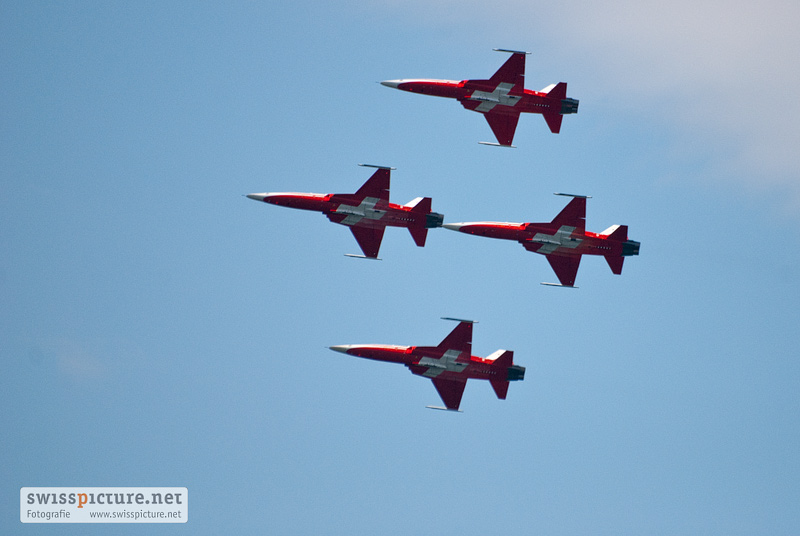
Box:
33 339 108 382
371 0 800 207
557 1 800 194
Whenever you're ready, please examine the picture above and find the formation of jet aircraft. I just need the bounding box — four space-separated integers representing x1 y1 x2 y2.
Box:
381 49 579 147
247 164 443 259
330 318 525 412
444 194 640 287
249 49 639 410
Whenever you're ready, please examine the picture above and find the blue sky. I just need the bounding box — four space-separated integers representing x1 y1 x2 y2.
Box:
2 2 799 534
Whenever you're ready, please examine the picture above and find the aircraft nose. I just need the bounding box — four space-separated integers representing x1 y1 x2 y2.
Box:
442 223 467 232
380 80 402 89
246 193 267 202
329 345 352 354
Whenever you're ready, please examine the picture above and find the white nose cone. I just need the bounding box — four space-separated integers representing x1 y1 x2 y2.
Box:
329 345 353 354
442 223 468 232
246 193 267 201
380 80 402 89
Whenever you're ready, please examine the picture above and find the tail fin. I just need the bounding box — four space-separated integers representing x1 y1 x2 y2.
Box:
601 226 629 274
490 379 510 400
408 227 429 247
486 349 514 400
405 197 434 247
600 224 628 241
541 82 567 100
485 349 513 368
605 256 625 275
405 196 432 213
541 82 569 133
543 113 564 134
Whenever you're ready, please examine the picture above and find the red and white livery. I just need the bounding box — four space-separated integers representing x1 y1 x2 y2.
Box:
444 194 640 287
330 318 525 412
381 49 579 147
247 164 444 259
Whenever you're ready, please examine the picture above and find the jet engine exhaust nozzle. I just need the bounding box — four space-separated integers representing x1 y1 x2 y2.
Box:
561 98 579 115
622 240 640 257
507 365 526 382
426 212 445 229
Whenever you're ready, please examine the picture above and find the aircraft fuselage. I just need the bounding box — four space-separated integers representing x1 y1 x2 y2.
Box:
446 221 640 259
329 344 524 384
381 79 578 117
253 192 442 231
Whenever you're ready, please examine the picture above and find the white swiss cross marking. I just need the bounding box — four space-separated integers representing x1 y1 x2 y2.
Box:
529 225 582 255
418 349 468 378
334 197 386 226
470 83 521 112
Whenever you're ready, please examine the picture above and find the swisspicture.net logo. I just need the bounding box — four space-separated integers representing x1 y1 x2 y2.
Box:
21 487 188 523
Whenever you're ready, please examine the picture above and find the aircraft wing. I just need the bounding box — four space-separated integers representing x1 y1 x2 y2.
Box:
436 320 473 357
546 254 582 287
353 167 390 202
488 51 526 92
551 196 586 231
483 111 520 147
431 377 467 411
349 225 385 259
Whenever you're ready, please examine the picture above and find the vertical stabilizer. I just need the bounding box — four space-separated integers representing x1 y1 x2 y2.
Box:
600 224 628 241
541 82 575 133
541 82 567 100
486 350 516 400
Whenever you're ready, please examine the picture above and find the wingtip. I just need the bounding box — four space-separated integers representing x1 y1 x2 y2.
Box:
425 405 464 413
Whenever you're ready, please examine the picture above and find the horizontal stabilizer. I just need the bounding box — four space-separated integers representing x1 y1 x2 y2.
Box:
408 226 429 247
605 255 624 275
490 379 509 400
543 112 564 134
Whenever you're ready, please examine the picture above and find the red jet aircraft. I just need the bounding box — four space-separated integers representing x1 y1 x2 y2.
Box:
330 318 525 412
246 164 444 259
443 194 640 287
381 48 579 147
